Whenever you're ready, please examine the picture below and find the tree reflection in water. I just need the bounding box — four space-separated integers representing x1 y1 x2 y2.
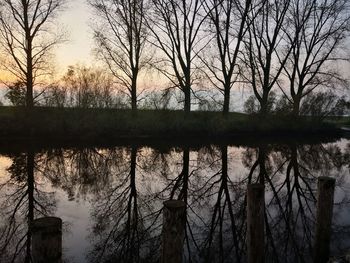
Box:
0 150 56 263
87 146 161 263
0 140 349 263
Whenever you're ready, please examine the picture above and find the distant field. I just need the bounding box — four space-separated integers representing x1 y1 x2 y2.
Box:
0 106 346 142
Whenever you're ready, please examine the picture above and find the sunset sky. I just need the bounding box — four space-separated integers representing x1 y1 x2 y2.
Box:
55 0 95 72
1 0 349 92
55 0 350 81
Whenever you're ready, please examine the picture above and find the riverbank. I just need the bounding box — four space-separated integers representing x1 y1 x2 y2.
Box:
0 106 346 142
326 116 350 128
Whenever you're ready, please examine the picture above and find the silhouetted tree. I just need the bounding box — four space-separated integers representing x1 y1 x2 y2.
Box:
0 0 66 107
90 0 149 111
202 0 253 115
243 0 293 115
282 0 350 116
149 0 207 113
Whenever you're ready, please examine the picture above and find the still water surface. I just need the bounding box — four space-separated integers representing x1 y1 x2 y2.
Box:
0 137 350 262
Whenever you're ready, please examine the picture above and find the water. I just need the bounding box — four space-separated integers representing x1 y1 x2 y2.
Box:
0 137 349 262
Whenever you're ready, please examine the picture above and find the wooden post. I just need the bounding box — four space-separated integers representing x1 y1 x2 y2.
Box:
31 217 62 263
161 200 186 263
314 176 336 263
247 184 265 263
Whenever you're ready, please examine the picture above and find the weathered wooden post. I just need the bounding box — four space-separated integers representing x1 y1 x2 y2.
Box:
314 176 336 263
31 217 62 263
247 184 265 263
161 200 186 263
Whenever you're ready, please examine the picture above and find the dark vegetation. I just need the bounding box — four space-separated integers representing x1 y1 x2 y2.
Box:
0 0 349 142
327 116 350 128
0 106 346 142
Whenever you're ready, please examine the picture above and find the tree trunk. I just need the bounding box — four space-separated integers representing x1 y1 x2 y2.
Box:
260 92 269 116
26 44 34 107
292 96 301 116
25 11 34 108
184 87 191 114
131 77 137 111
26 78 34 108
223 87 230 115
260 101 268 116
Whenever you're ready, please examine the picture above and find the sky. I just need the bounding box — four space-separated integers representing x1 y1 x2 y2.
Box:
55 0 350 81
0 0 349 99
55 0 95 73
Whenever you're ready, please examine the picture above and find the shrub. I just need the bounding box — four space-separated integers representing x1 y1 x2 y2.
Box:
5 81 26 106
300 91 349 119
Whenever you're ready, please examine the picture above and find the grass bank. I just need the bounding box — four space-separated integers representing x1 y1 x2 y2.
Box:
325 116 350 128
0 106 345 142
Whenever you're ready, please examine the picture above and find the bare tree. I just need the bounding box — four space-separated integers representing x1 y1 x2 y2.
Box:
243 0 293 115
90 0 149 111
0 0 66 108
281 0 350 116
202 0 253 115
61 65 116 108
149 0 207 113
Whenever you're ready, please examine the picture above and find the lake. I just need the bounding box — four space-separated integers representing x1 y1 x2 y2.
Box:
0 136 349 262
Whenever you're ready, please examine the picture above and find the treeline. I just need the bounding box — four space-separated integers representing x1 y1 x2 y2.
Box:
0 0 350 116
